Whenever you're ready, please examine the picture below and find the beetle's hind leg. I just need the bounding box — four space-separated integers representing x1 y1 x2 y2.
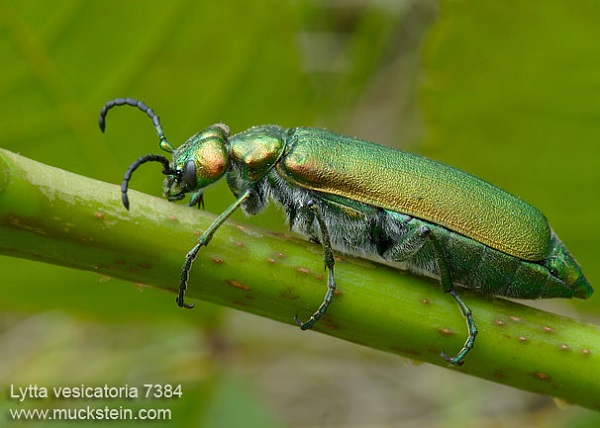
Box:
418 226 478 366
441 289 477 366
383 223 478 366
295 201 336 330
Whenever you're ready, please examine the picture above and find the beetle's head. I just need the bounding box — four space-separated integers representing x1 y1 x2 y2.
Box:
99 98 231 210
118 123 230 210
163 124 230 205
545 237 593 299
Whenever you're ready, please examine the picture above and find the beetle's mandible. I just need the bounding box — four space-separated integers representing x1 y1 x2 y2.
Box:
99 98 593 366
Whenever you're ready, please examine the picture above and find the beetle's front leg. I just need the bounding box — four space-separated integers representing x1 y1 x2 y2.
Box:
177 189 252 308
295 201 336 330
187 190 204 209
383 223 478 366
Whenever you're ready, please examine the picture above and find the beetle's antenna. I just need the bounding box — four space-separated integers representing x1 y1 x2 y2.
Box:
99 97 176 153
121 154 173 210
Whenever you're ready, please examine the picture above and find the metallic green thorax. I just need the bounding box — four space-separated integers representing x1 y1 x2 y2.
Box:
229 125 285 182
278 128 550 261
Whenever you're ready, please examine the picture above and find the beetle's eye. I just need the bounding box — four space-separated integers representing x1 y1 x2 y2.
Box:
181 159 197 189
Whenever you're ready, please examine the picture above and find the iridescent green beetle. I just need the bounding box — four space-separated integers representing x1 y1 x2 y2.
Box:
99 98 593 366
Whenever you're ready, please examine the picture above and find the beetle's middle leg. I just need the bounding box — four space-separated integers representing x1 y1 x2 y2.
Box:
383 223 478 366
295 200 336 330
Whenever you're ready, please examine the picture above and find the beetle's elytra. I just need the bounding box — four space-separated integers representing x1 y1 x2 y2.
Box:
99 98 592 366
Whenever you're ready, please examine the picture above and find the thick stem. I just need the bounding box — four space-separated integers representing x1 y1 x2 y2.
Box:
0 148 598 410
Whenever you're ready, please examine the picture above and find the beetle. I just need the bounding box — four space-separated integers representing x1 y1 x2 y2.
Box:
99 97 593 366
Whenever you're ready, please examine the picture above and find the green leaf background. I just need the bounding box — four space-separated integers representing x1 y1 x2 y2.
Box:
1 0 599 426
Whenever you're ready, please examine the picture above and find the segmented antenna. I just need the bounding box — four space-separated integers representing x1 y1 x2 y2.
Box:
121 154 173 210
98 97 175 153
99 98 177 209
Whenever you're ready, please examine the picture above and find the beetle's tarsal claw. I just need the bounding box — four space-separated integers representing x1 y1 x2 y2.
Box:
441 351 465 366
294 313 319 330
293 314 310 329
122 193 130 210
176 296 195 309
293 312 315 330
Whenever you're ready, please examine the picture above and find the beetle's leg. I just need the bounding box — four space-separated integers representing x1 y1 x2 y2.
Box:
440 289 477 366
295 201 336 330
187 190 204 209
419 226 478 366
177 189 252 309
383 224 477 366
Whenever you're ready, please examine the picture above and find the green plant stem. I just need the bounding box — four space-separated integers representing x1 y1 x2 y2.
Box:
0 148 598 410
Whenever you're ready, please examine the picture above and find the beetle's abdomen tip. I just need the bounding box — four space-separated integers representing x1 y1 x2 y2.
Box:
574 275 594 300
